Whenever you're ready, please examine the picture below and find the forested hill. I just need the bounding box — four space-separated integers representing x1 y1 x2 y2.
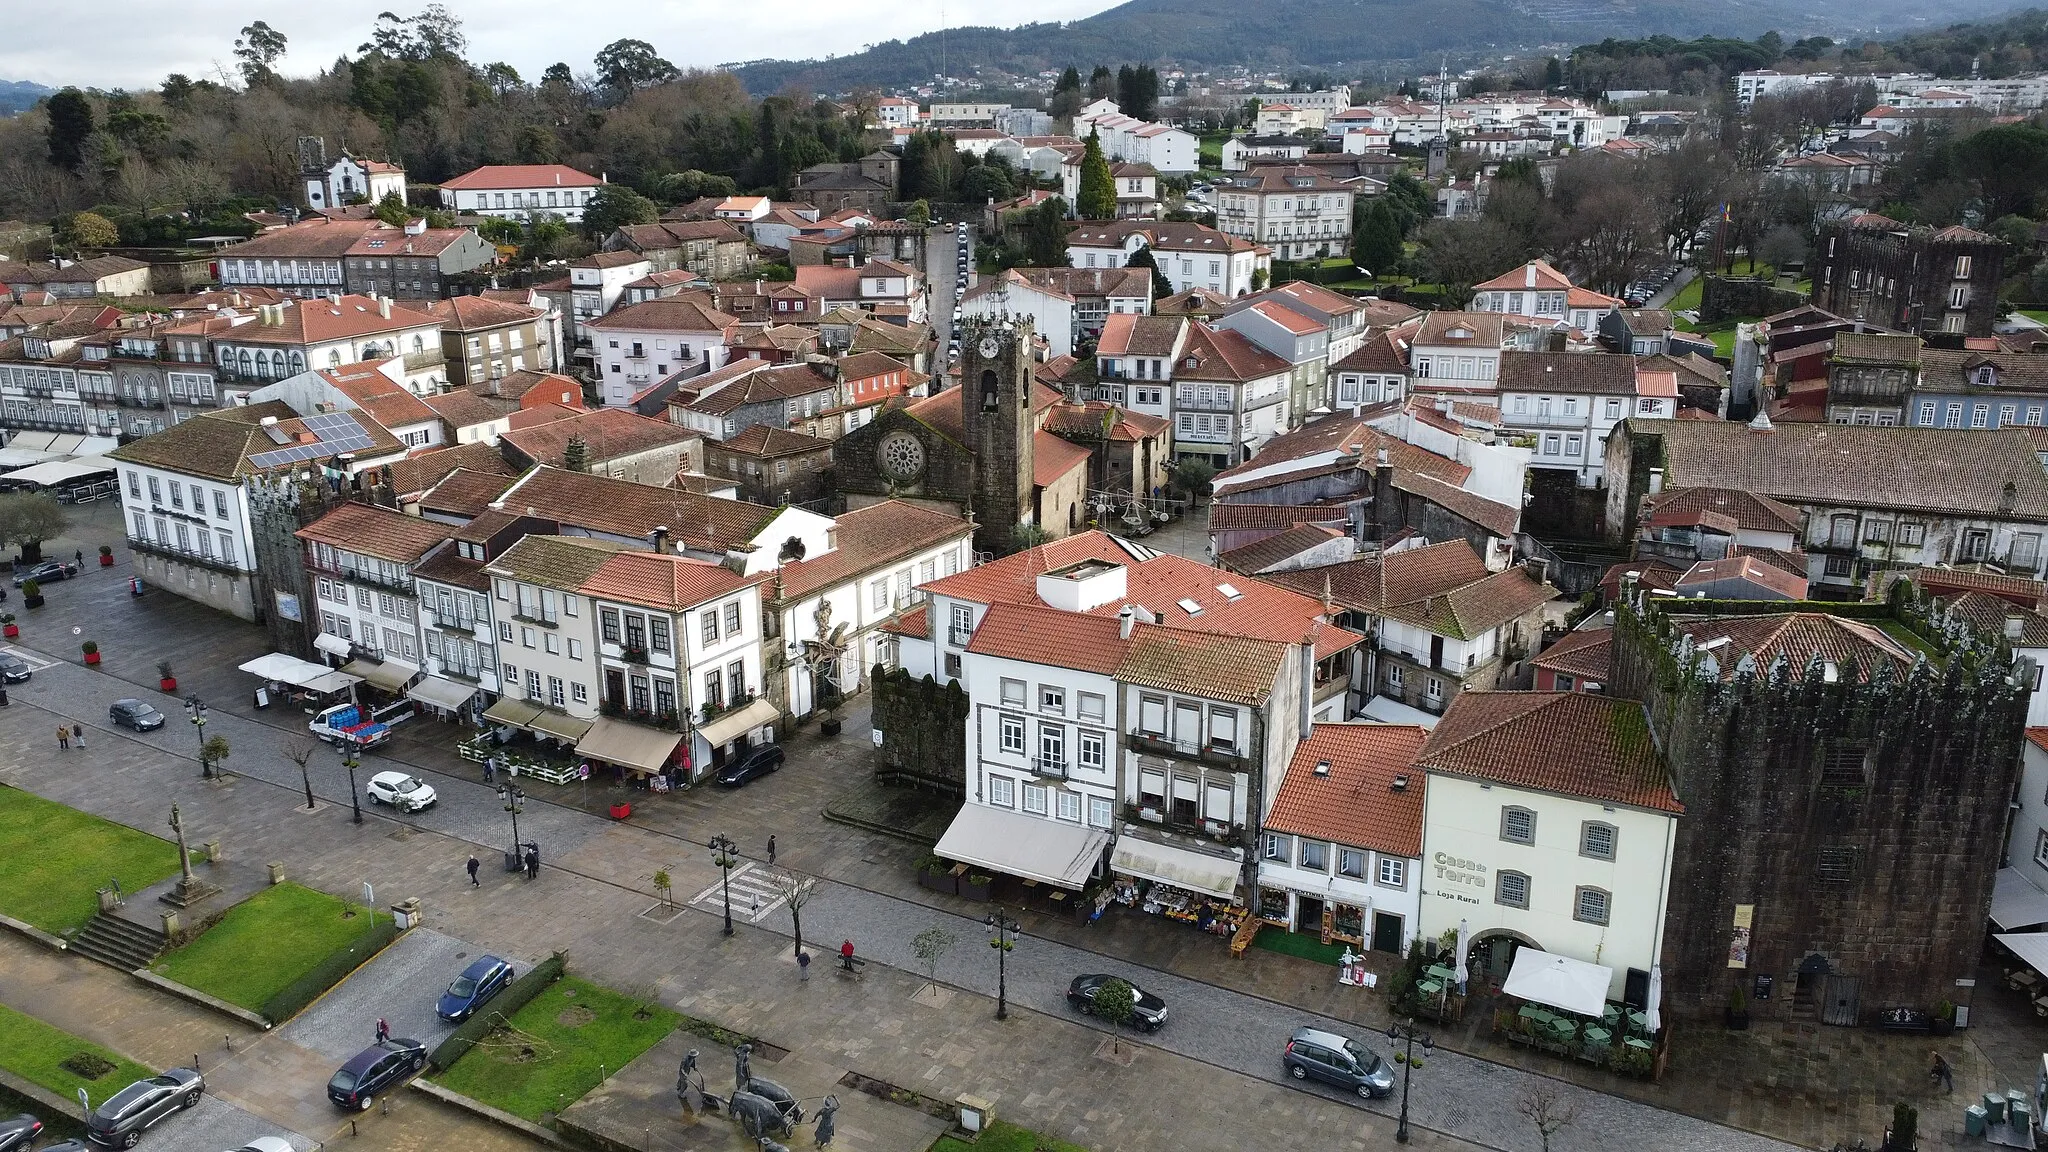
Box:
728 0 2028 94
0 80 53 116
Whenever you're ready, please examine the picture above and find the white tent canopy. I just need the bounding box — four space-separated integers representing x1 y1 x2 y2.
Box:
1997 933 2048 976
1503 948 1614 1017
1992 867 2048 931
934 804 1108 890
237 653 360 695
0 455 117 487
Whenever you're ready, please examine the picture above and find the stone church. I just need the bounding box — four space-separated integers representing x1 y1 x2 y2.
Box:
834 318 1090 557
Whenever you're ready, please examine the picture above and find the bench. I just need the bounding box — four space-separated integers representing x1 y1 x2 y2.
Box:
837 953 868 975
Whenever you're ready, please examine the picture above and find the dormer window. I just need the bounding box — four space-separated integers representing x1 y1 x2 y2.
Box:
1978 366 1995 386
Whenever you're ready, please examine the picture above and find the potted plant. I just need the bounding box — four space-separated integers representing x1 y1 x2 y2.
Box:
608 799 632 820
961 873 993 902
0 613 14 640
97 545 113 568
20 580 42 609
81 640 100 666
157 660 177 693
1725 984 1750 1031
1931 999 1955 1036
917 854 958 896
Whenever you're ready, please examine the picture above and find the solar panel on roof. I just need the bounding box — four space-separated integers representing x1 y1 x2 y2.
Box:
249 412 375 470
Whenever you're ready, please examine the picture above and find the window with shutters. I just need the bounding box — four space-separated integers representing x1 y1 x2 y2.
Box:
1497 870 1530 908
1580 822 1617 860
1501 806 1536 845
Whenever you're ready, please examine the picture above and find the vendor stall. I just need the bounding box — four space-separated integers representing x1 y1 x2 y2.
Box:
237 653 361 710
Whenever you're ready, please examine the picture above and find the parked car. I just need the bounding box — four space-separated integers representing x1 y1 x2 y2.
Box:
13 560 79 587
227 1140 295 1152
437 954 515 1021
327 1038 427 1111
0 652 30 683
1066 974 1168 1030
365 771 437 812
1282 1026 1393 1099
85 1069 204 1147
713 743 785 787
108 699 166 731
0 1114 42 1152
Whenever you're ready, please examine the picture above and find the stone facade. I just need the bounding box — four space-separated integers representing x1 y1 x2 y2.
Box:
1813 221 2005 337
1608 595 2028 1023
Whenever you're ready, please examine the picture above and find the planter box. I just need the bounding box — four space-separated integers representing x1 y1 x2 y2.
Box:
1725 1010 1750 1030
820 717 843 737
961 878 992 902
608 802 632 820
1 625 15 639
159 678 177 692
98 555 113 567
918 869 958 896
83 652 100 666
22 596 42 609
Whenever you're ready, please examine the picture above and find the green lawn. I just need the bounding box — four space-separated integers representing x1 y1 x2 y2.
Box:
2021 309 2048 326
0 785 181 935
431 977 677 1121
1877 621 1945 664
932 1120 1090 1152
1250 926 1351 965
154 882 378 1012
1667 275 1703 313
0 1002 155 1107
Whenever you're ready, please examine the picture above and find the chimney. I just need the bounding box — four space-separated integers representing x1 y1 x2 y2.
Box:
1525 262 1536 288
555 172 562 185
378 297 392 319
1298 642 1314 737
1118 604 1135 640
650 525 670 554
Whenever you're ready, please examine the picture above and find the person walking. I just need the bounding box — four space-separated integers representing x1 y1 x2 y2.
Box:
466 855 481 887
70 723 84 750
523 844 539 881
56 725 68 750
767 835 777 866
375 1017 390 1043
483 756 496 784
1931 1050 1954 1093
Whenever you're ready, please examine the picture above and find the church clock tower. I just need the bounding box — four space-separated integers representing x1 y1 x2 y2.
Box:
957 317 1037 557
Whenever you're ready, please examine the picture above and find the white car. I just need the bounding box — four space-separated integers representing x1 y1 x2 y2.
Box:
229 1139 296 1152
366 771 438 812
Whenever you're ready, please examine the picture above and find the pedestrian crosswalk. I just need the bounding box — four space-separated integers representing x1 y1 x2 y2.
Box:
0 645 58 672
686 861 787 924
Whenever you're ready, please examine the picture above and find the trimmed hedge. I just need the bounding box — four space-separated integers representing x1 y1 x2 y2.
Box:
258 916 401 1025
429 951 566 1071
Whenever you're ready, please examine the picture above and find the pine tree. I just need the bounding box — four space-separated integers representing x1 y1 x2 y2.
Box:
563 435 589 472
1352 200 1403 276
1087 65 1115 103
1125 246 1173 299
1077 131 1117 220
1024 197 1071 266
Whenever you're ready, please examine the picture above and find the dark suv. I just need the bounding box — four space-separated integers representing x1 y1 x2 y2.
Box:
328 1038 427 1111
1282 1026 1394 1099
437 955 514 1022
85 1069 204 1146
0 1114 43 1152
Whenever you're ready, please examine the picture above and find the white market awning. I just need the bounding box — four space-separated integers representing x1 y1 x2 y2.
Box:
697 697 779 748
1360 694 1442 730
1110 833 1242 900
1503 948 1614 1017
527 707 593 742
406 676 478 713
483 697 543 728
934 803 1108 891
1992 867 2048 931
1997 932 2048 975
238 653 361 694
313 633 353 658
343 658 419 695
577 718 683 774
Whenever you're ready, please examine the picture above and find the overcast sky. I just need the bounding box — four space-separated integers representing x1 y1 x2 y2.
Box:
2 0 1117 91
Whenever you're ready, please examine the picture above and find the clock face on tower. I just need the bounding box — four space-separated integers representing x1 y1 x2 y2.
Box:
979 334 1001 360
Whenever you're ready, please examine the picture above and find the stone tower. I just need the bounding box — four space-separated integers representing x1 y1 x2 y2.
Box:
958 317 1037 557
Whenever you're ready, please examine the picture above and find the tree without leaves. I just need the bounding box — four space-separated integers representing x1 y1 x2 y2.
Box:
766 868 817 959
284 741 317 810
0 492 66 563
910 926 955 993
1516 1085 1578 1152
1092 977 1137 1053
44 89 94 171
234 21 288 86
1418 218 1517 306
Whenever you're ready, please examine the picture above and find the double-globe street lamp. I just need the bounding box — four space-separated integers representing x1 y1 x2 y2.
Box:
985 911 1020 1021
338 736 363 824
708 835 740 937
185 695 210 779
500 783 525 869
1384 1019 1434 1144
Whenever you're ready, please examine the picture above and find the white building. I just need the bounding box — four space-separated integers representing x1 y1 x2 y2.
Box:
568 251 655 348
438 164 606 222
1993 731 2048 938
874 96 920 129
191 296 448 395
1496 351 1672 487
1469 261 1622 336
1065 220 1269 299
1169 323 1294 465
1734 70 1839 108
1407 311 1511 397
1075 102 1201 174
299 502 451 688
1259 722 1428 953
304 155 407 212
1255 102 1330 136
585 296 739 407
411 546 500 724
1416 692 1681 1000
1214 167 1355 262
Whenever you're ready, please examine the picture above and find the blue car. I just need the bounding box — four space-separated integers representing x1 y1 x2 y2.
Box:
436 955 514 1022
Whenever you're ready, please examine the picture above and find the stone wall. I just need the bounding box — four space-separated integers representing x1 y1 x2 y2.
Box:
869 667 968 794
1608 594 2027 1022
1700 276 1805 325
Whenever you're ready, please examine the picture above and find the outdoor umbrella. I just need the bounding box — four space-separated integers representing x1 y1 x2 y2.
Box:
1646 965 1664 1033
1454 919 1470 993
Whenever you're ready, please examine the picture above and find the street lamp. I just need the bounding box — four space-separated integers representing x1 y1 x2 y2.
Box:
339 736 363 825
185 695 209 779
984 911 1019 1021
708 835 739 937
1384 1019 1433 1144
499 783 525 865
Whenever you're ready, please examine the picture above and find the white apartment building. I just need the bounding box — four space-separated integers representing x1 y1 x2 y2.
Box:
299 502 451 692
1213 296 1332 419
1172 323 1293 466
586 296 739 407
1497 352 1671 487
1408 312 1510 397
568 251 655 348
184 296 447 394
483 535 616 737
1214 167 1355 262
412 548 500 724
1734 70 1841 107
1469 261 1622 336
874 97 920 129
1416 692 1680 1001
1065 221 1268 298
1075 102 1200 174
1092 314 1190 418
1255 103 1330 136
439 164 606 222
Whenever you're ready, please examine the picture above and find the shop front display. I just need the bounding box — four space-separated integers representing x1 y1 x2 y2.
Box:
1134 878 1242 936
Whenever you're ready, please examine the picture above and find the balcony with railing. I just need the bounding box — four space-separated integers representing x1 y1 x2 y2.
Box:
1034 756 1068 780
1127 730 1250 770
599 695 683 731
128 534 244 575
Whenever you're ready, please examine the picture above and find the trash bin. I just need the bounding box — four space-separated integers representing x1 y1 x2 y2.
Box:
1966 1105 1988 1138
1985 1093 2007 1125
503 849 522 873
2010 1100 2031 1134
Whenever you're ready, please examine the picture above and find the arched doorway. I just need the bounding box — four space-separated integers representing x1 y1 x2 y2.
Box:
1466 927 1542 987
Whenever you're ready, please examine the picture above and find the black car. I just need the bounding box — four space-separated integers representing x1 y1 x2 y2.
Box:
437 954 514 1021
1065 973 1168 1031
0 652 30 683
108 699 166 731
0 1114 42 1152
85 1068 204 1147
13 560 79 587
327 1038 427 1111
713 743 785 787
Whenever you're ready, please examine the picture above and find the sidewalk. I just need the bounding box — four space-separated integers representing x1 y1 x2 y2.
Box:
0 664 1787 1152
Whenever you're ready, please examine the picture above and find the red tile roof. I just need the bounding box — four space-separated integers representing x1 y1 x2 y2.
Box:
967 603 1131 674
1418 692 1682 813
295 501 450 562
1175 322 1290 383
440 164 601 190
1666 613 1914 682
766 500 974 601
580 550 762 610
500 407 695 468
1033 432 1093 486
1267 724 1430 856
1530 627 1612 680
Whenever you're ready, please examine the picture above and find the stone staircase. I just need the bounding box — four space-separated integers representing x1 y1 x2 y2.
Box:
69 913 166 972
